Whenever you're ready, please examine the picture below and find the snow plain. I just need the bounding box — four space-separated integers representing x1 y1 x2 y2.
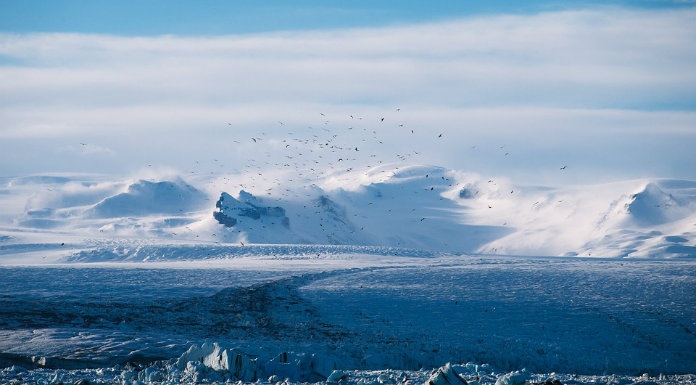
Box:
0 166 695 384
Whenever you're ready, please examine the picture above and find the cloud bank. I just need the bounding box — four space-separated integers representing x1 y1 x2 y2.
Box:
0 7 695 182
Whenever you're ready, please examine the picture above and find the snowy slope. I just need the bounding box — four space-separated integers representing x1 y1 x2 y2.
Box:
202 165 509 251
475 178 696 258
202 165 696 258
88 179 207 218
0 165 695 261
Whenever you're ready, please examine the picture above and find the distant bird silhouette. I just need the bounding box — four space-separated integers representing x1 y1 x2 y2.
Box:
560 165 567 170
438 134 442 138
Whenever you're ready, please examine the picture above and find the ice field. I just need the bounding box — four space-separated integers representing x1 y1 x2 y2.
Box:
0 252 695 385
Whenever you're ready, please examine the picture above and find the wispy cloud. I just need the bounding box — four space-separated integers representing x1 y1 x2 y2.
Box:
0 7 695 181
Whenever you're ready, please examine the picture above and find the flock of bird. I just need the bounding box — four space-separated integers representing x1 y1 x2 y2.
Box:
207 110 431 198
213 109 567 202
76 108 568 243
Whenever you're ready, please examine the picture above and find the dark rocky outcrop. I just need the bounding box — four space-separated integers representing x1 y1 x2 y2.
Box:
214 191 290 228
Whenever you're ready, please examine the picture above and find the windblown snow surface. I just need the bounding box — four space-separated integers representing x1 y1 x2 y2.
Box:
0 165 695 384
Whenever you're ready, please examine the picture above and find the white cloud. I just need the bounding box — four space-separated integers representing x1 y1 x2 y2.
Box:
0 7 695 181
2 8 695 115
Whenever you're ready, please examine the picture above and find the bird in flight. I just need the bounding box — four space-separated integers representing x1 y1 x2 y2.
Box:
560 165 567 170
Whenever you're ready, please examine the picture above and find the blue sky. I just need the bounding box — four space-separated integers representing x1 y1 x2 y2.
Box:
1 0 693 35
0 1 695 183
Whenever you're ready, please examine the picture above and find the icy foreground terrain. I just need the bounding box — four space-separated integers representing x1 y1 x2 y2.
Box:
0 255 695 384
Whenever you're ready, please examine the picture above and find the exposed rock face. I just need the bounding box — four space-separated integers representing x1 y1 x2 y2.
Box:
213 191 290 228
213 210 237 227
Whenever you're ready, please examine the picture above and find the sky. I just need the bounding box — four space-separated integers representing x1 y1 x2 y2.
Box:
1 1 695 185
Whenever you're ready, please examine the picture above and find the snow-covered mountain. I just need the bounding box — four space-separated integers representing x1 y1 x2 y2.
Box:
88 179 207 218
477 178 696 258
1 164 695 260
204 165 509 250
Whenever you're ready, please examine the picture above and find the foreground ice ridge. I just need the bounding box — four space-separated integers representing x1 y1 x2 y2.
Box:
66 242 443 262
174 342 339 383
2 348 695 385
426 363 468 385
